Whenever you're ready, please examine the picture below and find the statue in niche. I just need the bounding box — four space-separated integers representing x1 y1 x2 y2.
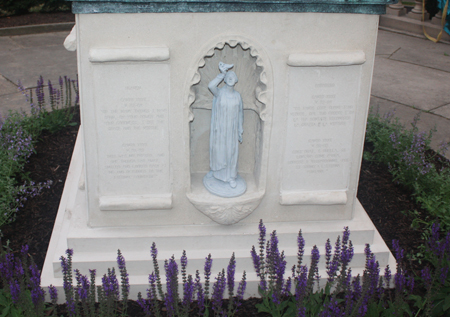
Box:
203 62 247 198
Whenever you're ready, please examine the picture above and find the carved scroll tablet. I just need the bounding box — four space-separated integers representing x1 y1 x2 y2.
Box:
281 53 362 205
89 47 170 63
280 190 347 205
91 57 172 212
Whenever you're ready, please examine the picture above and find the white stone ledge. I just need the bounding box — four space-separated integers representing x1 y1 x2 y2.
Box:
287 51 365 67
99 194 173 211
89 47 170 63
280 190 347 205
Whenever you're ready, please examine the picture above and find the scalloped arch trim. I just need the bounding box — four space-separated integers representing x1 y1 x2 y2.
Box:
187 36 270 122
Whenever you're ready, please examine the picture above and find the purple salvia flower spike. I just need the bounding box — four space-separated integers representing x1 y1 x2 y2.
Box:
236 270 247 303
394 267 406 294
211 269 226 316
9 279 21 303
60 249 75 316
137 293 151 316
48 285 58 304
297 229 305 272
29 263 45 308
164 256 179 317
295 265 308 317
182 275 194 311
195 270 205 316
204 253 213 300
306 246 320 294
227 252 236 297
342 227 350 246
21 245 29 256
147 272 161 317
233 271 247 314
258 219 266 290
150 242 165 301
251 245 261 276
181 250 188 285
325 239 332 272
283 276 292 297
352 275 362 300
384 265 391 289
407 275 414 293
421 266 432 289
109 267 120 299
117 249 130 304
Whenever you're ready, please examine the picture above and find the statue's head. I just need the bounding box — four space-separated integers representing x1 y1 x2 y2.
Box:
224 71 238 87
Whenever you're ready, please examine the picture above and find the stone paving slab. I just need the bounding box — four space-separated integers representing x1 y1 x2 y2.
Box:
376 29 412 56
376 30 450 73
391 45 450 73
0 32 77 89
0 91 30 116
11 32 69 48
0 36 20 52
370 96 450 160
0 23 74 37
372 55 450 111
0 75 18 95
431 104 450 119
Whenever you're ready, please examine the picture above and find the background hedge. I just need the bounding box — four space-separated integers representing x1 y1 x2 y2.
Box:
0 0 71 16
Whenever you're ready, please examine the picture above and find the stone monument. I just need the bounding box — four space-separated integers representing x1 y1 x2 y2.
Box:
42 0 397 299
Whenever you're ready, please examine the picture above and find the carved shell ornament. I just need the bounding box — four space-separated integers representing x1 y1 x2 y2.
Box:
191 198 263 226
187 37 270 225
188 39 269 121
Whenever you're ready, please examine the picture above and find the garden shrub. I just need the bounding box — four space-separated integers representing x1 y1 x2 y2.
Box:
365 110 450 230
0 0 71 16
0 76 78 234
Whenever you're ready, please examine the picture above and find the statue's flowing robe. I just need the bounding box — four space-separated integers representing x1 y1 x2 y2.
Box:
208 76 244 182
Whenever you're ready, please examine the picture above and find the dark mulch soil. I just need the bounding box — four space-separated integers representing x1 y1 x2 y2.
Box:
1 108 80 269
358 149 426 276
51 297 270 317
0 12 74 28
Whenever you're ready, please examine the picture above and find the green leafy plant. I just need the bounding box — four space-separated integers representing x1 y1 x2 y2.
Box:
365 110 450 230
0 288 25 317
409 223 450 316
364 109 450 316
0 76 78 234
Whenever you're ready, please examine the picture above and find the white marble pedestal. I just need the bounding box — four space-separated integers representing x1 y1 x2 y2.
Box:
42 1 396 300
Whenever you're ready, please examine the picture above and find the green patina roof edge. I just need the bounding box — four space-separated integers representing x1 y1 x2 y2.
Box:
72 0 394 14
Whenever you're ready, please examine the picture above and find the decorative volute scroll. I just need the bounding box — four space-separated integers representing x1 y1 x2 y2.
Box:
186 36 273 225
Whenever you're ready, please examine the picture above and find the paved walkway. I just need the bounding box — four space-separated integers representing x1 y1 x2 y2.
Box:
0 28 449 158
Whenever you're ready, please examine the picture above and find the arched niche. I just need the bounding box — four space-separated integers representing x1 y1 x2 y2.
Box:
186 37 273 225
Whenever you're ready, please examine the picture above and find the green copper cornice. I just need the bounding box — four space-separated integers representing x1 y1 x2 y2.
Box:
71 0 395 14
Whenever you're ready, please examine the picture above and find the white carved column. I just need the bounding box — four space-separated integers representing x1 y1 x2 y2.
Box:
407 0 429 20
386 0 406 16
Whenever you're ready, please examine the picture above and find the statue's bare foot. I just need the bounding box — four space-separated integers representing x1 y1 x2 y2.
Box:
206 171 214 178
229 179 237 188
